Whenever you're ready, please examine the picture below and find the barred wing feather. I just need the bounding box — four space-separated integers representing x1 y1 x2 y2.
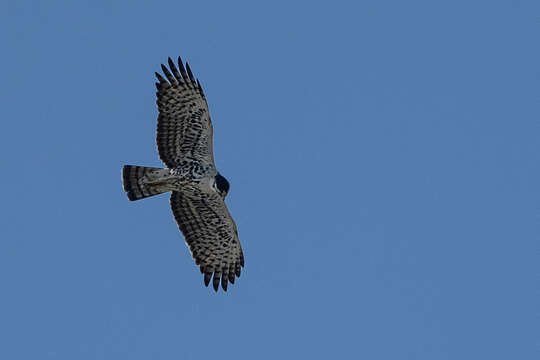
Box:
155 57 214 168
170 191 244 292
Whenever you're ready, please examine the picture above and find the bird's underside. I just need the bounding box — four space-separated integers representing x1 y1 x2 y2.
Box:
122 57 244 292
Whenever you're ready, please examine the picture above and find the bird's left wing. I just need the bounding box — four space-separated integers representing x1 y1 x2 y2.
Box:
170 191 244 292
155 57 214 168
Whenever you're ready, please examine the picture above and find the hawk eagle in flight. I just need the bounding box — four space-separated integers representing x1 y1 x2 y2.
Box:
122 57 244 292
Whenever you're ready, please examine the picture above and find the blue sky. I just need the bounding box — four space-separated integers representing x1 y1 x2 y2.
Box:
1 1 538 359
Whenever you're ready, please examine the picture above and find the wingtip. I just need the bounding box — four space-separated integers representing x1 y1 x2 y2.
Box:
176 56 190 86
196 78 205 97
221 277 228 292
212 272 221 292
204 272 212 287
185 62 196 83
160 64 175 83
155 72 165 82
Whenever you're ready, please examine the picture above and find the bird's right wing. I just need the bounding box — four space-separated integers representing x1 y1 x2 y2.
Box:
170 191 244 292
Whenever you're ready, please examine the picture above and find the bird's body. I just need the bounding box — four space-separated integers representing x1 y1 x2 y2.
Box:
122 57 244 292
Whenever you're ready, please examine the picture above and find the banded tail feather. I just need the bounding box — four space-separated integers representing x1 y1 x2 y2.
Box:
122 165 171 201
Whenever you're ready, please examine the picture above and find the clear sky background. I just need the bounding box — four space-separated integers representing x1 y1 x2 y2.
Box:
1 1 538 359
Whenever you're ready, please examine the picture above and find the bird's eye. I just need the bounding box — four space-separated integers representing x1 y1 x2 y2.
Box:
212 180 223 195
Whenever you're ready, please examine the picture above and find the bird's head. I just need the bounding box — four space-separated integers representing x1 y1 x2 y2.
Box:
213 173 230 197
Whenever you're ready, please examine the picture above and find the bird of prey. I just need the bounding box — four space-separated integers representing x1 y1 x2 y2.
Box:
122 57 244 292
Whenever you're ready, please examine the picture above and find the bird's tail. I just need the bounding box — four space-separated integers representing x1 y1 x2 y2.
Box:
122 165 172 201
